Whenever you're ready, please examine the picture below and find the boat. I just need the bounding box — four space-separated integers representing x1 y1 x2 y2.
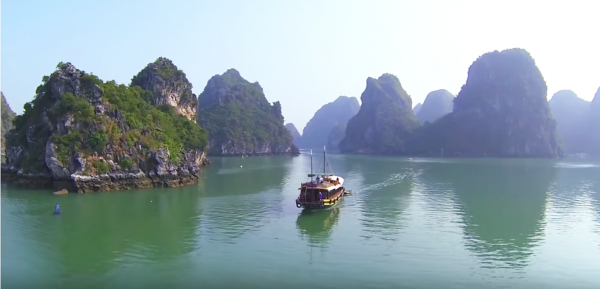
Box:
295 147 346 210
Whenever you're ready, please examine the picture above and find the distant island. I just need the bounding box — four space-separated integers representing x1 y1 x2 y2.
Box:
299 96 360 151
2 47 599 193
416 89 454 124
196 69 298 156
549 89 599 155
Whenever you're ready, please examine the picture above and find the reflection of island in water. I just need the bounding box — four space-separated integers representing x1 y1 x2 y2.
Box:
296 207 341 247
353 157 415 241
199 156 292 243
445 159 555 270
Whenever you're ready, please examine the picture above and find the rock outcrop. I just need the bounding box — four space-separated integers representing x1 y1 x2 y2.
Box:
416 89 454 124
131 57 197 120
1 61 209 192
409 48 562 158
548 90 590 154
413 103 422 115
339 74 419 154
588 87 600 155
326 124 347 151
1 92 17 162
301 96 360 149
196 69 299 156
285 123 302 148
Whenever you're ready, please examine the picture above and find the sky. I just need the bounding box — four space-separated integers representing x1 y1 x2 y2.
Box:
2 0 599 133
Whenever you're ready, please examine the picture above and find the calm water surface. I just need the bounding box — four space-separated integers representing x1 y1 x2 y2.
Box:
2 154 600 289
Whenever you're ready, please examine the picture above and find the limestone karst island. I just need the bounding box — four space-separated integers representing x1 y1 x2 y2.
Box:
1 49 599 193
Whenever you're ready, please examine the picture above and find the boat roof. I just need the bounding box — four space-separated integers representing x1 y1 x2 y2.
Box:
301 175 345 191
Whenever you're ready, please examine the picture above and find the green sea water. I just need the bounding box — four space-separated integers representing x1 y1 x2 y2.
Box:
2 154 600 289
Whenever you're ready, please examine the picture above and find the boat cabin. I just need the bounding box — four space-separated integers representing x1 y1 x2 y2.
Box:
297 174 344 206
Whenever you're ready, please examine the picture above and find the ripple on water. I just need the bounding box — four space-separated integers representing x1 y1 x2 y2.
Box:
201 190 283 244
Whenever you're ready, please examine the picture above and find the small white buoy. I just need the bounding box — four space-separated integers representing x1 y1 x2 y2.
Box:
151 200 153 202
240 165 243 168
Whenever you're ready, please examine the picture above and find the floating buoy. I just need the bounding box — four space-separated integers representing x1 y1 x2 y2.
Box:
240 165 243 168
54 203 61 215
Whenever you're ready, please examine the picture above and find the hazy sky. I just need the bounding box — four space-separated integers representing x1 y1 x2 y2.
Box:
2 0 599 132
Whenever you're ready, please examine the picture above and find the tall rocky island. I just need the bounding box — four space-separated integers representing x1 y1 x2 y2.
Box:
197 69 298 156
413 103 422 115
548 90 590 154
588 87 600 155
2 60 209 192
416 89 455 124
285 123 302 148
1 92 17 162
301 96 360 150
339 74 419 154
410 48 562 158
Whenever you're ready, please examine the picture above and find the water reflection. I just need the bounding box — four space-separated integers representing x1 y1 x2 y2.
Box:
352 156 415 241
1 180 205 279
296 207 341 247
199 156 292 243
446 159 554 270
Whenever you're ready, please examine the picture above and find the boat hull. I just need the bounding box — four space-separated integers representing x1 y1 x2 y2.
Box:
296 187 345 210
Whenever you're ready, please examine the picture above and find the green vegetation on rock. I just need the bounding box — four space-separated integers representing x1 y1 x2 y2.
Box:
416 89 454 124
339 74 419 154
197 69 298 155
300 96 360 149
1 92 17 162
409 48 562 158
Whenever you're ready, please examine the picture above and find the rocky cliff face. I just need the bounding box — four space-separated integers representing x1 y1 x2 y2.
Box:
285 123 302 148
409 48 562 158
416 89 454 124
131 57 197 120
588 87 600 155
1 92 17 162
197 69 298 156
2 62 209 192
339 74 419 154
301 96 360 149
413 103 422 115
549 90 590 154
326 124 347 151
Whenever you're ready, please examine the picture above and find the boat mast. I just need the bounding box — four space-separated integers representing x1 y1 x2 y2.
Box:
323 146 326 174
310 149 313 183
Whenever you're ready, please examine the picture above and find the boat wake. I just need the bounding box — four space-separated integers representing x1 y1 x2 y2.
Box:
355 169 422 198
554 163 600 169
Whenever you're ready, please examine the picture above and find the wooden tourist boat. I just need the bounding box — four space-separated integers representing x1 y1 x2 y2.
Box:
295 147 346 210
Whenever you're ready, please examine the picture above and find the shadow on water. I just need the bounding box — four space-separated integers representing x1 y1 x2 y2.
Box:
435 159 555 270
1 176 206 288
295 207 341 248
348 155 417 241
199 156 293 243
